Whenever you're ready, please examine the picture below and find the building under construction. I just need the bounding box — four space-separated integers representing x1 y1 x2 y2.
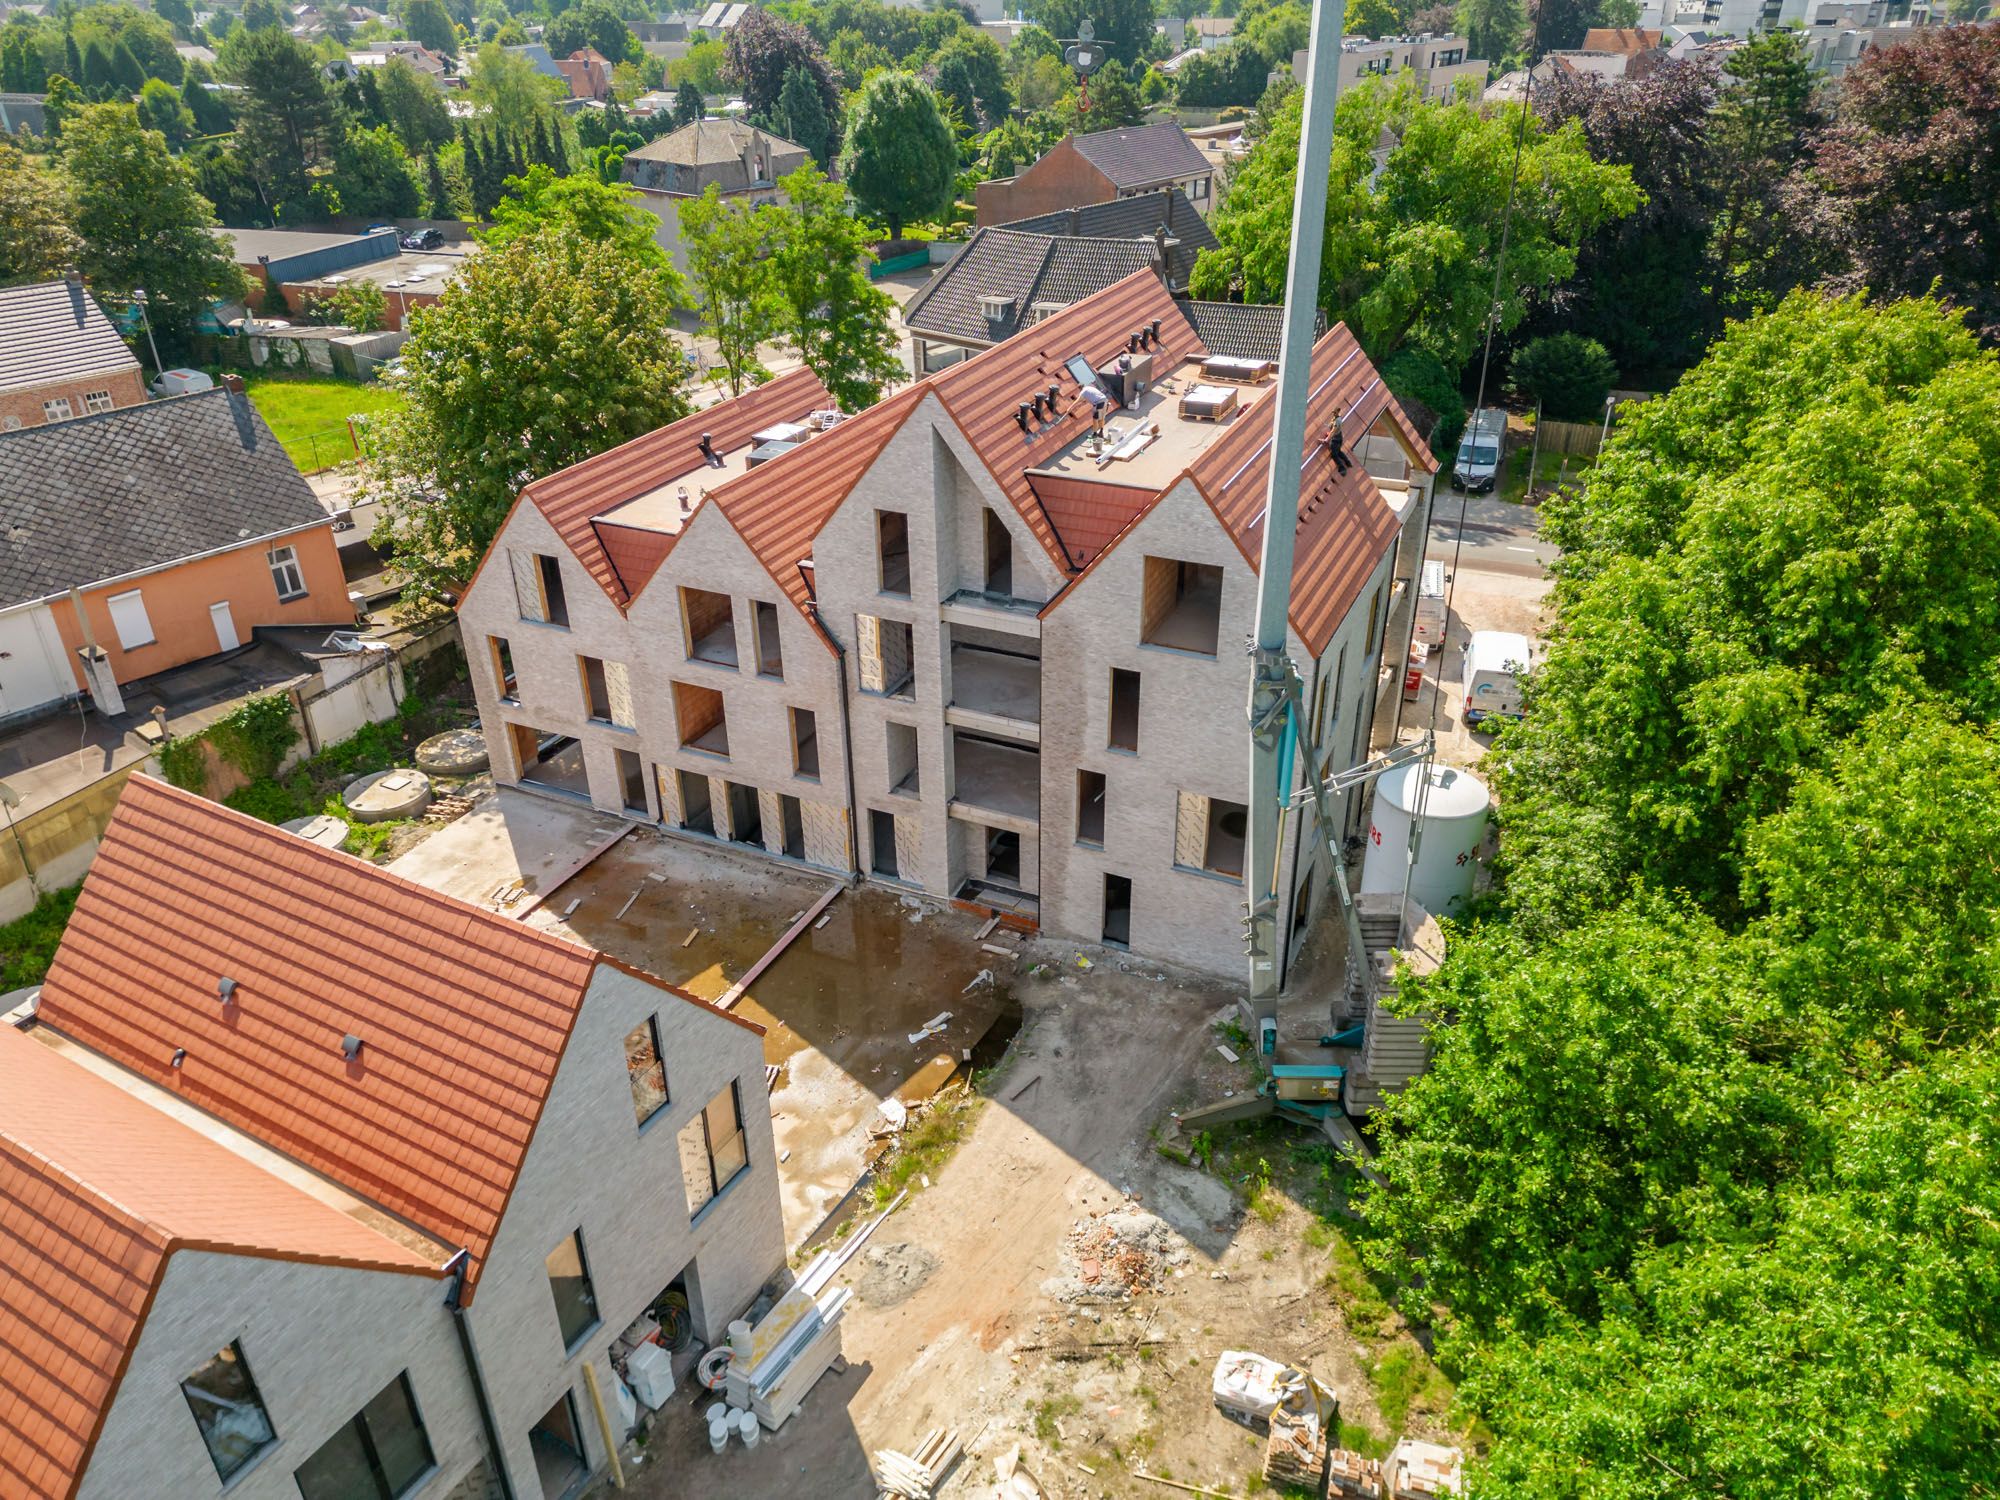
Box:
456 271 1437 983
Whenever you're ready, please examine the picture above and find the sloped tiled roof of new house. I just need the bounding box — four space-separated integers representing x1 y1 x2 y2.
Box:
0 1022 437 1500
30 776 759 1303
0 280 139 396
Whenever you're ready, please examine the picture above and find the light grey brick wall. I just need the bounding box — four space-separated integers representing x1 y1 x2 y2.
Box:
467 963 783 1494
82 1253 484 1500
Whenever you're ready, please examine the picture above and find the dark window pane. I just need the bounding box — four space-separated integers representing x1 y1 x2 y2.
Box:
705 1083 748 1194
294 1418 374 1500
362 1375 434 1496
180 1343 275 1482
546 1231 599 1350
625 1017 668 1123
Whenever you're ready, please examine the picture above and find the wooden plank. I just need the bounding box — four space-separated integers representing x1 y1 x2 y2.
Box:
719 881 843 1010
510 824 632 919
975 914 1001 940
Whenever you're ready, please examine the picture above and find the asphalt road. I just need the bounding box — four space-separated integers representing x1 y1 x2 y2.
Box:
1426 488 1559 586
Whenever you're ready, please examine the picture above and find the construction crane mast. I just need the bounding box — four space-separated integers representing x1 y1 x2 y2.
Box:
1241 0 1353 1057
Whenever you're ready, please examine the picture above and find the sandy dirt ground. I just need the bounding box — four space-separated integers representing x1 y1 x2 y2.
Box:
620 920 1454 1500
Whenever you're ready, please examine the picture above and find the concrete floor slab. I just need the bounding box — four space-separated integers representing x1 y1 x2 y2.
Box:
384 786 628 913
949 646 1040 724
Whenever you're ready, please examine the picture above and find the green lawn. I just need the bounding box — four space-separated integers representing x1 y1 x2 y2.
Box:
230 372 406 473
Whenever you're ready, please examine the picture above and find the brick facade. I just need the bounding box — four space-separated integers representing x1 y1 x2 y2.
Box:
0 367 147 432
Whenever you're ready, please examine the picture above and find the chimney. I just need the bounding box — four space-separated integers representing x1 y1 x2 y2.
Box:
1032 393 1046 420
1048 383 1061 409
220 372 247 396
1016 402 1033 432
1150 317 1162 343
1128 331 1141 353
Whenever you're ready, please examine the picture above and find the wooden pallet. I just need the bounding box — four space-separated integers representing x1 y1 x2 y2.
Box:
874 1426 962 1499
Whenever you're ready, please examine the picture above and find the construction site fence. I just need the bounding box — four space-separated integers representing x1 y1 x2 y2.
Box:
0 620 463 925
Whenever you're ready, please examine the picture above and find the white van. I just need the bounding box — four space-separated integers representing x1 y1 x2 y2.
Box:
1412 560 1447 648
1453 408 1506 492
1464 630 1531 727
150 368 215 398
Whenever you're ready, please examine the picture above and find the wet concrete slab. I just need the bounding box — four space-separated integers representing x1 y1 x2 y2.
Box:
527 827 1020 1245
385 786 629 913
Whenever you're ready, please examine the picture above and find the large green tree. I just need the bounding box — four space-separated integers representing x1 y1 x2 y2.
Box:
480 164 681 294
0 140 79 285
1709 29 1818 315
679 182 778 397
543 0 631 62
766 165 901 411
226 27 345 214
61 102 245 332
329 124 421 218
402 0 459 57
1192 82 1640 369
839 69 956 243
364 227 692 609
375 54 453 155
467 40 563 135
1023 0 1154 66
770 60 831 165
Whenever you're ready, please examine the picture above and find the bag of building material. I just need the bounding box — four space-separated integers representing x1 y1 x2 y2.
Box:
1211 1350 1301 1431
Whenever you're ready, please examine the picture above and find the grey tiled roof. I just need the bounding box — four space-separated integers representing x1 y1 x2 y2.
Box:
902 229 1160 347
620 119 809 196
1176 301 1324 364
999 188 1220 289
0 282 140 397
0 388 325 607
1069 122 1211 190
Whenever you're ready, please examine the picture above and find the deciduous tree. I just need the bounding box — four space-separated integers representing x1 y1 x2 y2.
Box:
0 140 79 284
839 69 955 243
61 101 245 332
467 40 562 135
679 182 778 396
364 228 692 609
543 0 632 63
376 54 453 154
766 165 901 410
402 0 459 58
723 7 837 125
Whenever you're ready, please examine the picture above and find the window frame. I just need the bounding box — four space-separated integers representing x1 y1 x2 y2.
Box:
105 587 155 650
489 635 518 702
292 1372 435 1500
679 1078 750 1218
180 1341 277 1484
83 388 116 414
41 396 73 423
624 1014 669 1124
268 544 307 602
544 1228 602 1354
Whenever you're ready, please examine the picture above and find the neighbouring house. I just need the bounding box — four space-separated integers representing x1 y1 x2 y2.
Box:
454 272 1438 981
0 91 47 133
1190 14 1235 47
0 773 784 1500
555 46 615 101
618 118 811 277
1579 25 1668 73
340 41 451 80
216 227 475 331
0 280 147 431
902 188 1222 372
0 379 350 725
975 121 1216 227
1293 32 1489 101
693 0 751 32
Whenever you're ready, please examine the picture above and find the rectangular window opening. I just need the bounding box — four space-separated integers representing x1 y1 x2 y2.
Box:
105 588 154 651
677 768 714 835
984 509 1013 597
877 510 911 596
1076 769 1106 846
887 721 919 796
616 747 646 814
678 1080 749 1216
539 553 569 627
754 600 784 678
83 388 115 414
489 636 517 700
1108 668 1140 752
268 544 306 600
624 1015 668 1123
870 808 900 879
1140 556 1222 655
673 679 729 756
545 1230 600 1352
1102 873 1132 947
294 1373 433 1500
779 794 805 859
42 397 72 422
181 1343 275 1483
857 614 916 699
725 781 762 846
682 586 738 667
1203 797 1248 879
791 706 820 780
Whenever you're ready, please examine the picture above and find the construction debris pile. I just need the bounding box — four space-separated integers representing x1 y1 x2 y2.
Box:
1043 1208 1192 1303
1325 1438 1465 1498
872 1426 963 1499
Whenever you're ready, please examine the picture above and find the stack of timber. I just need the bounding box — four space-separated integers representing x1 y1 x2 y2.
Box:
874 1427 963 1499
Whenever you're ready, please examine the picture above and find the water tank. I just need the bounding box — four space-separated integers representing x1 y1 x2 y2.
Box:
1359 763 1490 917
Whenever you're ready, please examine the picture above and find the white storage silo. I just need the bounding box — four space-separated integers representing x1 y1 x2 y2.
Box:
1359 762 1490 917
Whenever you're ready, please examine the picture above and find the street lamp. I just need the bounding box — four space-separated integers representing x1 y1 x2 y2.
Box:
131 288 164 383
1598 392 1616 452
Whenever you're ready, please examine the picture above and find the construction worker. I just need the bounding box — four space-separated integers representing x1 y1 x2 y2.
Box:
1328 413 1352 475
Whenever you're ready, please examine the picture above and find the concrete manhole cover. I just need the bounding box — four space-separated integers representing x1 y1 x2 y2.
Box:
280 813 349 850
415 727 489 775
854 1242 939 1308
343 768 432 823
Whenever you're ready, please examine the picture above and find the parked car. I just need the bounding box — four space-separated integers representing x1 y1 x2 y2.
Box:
1453 407 1506 492
400 228 445 250
150 368 215 398
1463 630 1531 727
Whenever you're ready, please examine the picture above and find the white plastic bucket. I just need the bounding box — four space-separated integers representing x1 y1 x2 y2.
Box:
707 1417 728 1454
705 1402 726 1428
727 1319 753 1358
737 1410 761 1448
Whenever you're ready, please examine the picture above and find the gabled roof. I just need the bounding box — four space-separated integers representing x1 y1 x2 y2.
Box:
0 280 140 397
1178 301 1324 365
1068 122 1212 190
507 368 831 608
0 1022 436 1500
1581 26 1662 51
31 777 759 1303
1000 187 1220 288
0 386 327 610
1026 472 1158 569
901 227 1162 347
1183 321 1435 653
620 118 810 195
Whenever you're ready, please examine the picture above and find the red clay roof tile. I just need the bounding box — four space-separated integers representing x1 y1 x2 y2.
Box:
0 1023 437 1500
31 777 754 1306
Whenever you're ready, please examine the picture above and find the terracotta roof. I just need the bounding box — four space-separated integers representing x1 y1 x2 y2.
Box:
0 1023 435 1500
931 269 1204 573
1026 472 1156 568
31 777 757 1302
1183 322 1433 653
1581 26 1662 51
704 383 929 616
510 368 831 608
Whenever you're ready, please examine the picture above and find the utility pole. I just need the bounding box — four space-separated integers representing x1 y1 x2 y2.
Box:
1243 0 1346 1059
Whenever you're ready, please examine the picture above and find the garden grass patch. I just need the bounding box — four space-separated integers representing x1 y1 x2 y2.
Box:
230 371 406 473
